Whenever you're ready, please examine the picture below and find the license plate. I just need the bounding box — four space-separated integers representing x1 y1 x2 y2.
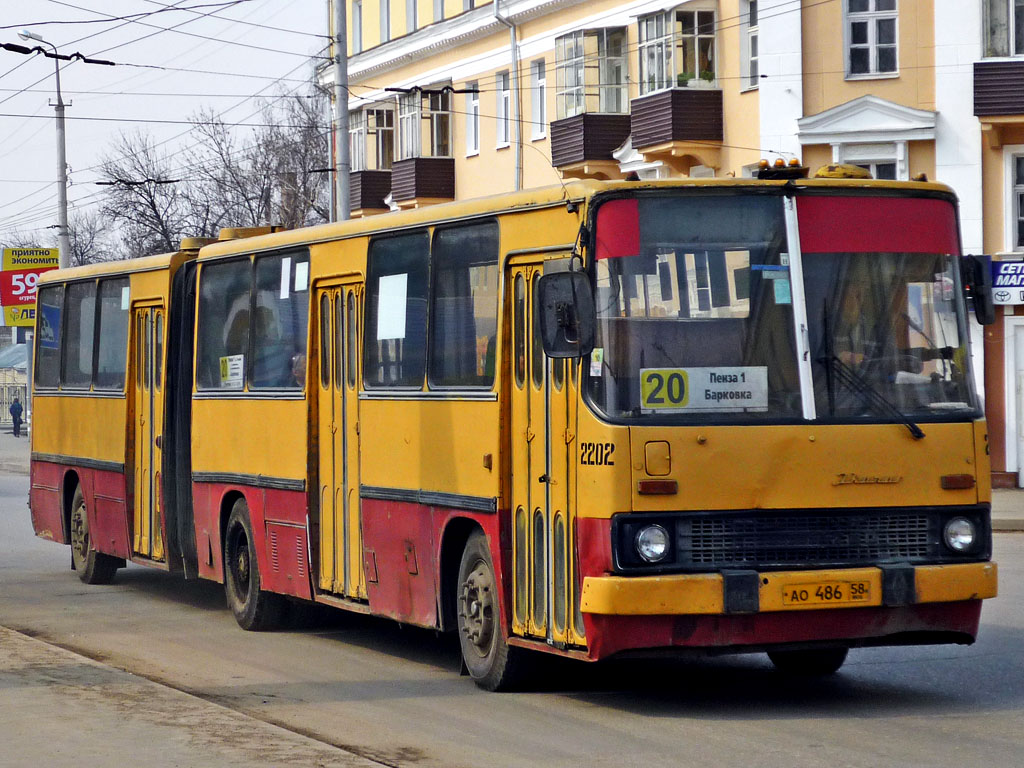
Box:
781 580 872 607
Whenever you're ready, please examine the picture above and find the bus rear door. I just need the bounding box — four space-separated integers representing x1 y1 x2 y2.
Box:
314 279 365 600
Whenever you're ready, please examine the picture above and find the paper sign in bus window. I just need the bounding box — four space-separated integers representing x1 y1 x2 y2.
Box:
377 273 408 340
279 257 292 299
294 260 309 292
219 354 244 388
640 366 768 412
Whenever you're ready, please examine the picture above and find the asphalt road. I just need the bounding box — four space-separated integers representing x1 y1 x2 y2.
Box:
2 473 1023 768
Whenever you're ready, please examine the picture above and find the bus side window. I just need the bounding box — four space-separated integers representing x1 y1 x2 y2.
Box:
196 259 253 391
429 220 499 388
61 280 97 390
364 231 430 388
94 278 130 391
35 284 64 389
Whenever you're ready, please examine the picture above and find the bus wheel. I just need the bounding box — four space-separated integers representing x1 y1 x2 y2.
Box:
223 498 286 631
767 647 848 676
69 486 118 585
456 531 523 691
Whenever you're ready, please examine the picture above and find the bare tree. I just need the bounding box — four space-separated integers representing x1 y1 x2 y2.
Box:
66 210 121 266
97 88 331 256
99 131 199 256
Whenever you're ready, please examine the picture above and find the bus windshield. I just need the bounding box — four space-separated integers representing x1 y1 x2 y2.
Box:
585 192 977 424
800 195 977 420
587 194 801 421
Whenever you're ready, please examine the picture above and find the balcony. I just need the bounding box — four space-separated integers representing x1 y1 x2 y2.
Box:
630 88 723 172
350 170 391 216
550 113 633 179
974 60 1024 148
391 157 455 208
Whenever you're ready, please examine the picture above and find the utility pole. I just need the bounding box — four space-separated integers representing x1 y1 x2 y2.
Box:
331 0 351 221
19 30 70 269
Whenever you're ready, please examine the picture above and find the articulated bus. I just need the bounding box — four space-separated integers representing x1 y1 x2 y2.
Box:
30 175 998 690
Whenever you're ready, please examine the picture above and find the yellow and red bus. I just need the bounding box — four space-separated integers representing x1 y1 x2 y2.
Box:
30 175 998 690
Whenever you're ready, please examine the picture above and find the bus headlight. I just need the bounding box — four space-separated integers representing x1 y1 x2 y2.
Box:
635 524 670 563
943 517 976 552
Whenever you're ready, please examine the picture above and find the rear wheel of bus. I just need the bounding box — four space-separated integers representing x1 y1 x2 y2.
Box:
69 486 119 585
457 530 525 691
767 647 848 676
224 498 286 631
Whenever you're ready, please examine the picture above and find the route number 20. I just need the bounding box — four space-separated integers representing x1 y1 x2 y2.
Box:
641 370 689 409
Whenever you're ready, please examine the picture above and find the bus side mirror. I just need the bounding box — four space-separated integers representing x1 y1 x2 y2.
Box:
538 271 595 358
962 254 995 326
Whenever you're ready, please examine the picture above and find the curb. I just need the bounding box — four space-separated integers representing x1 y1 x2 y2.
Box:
993 519 1024 533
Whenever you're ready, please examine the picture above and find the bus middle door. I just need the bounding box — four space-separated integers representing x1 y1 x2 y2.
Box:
315 280 365 600
131 303 166 561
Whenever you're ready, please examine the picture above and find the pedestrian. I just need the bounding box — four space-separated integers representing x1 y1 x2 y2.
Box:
9 397 22 438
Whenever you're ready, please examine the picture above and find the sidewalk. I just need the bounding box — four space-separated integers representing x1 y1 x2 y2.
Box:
2 425 1021 530
0 626 376 768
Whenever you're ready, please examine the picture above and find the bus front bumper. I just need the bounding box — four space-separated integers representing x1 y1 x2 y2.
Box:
580 562 998 616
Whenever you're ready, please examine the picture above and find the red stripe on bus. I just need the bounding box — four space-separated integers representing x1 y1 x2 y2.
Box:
797 196 960 255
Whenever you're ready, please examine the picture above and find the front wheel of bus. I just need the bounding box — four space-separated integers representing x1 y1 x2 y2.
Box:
69 486 119 585
457 531 524 691
768 647 848 676
224 498 286 631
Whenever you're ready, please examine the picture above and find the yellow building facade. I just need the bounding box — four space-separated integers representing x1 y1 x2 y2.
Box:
328 0 1024 485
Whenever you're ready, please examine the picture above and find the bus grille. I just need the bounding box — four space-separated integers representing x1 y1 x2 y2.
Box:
683 513 931 566
611 506 991 572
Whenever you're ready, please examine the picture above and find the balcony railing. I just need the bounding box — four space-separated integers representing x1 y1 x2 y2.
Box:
350 170 392 213
391 157 455 204
549 113 632 168
630 87 723 149
974 60 1024 116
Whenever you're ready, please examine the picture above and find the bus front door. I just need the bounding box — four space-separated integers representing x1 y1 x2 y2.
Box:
509 262 579 647
131 304 166 561
315 281 365 600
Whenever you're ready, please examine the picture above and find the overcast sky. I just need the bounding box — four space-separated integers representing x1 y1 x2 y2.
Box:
0 0 328 246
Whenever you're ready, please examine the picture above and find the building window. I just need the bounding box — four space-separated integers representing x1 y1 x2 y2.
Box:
847 0 897 76
434 0 443 22
497 71 510 146
1015 154 1024 249
428 88 452 157
352 0 363 53
531 60 546 139
746 1 759 89
466 82 480 154
554 28 627 119
381 0 391 43
463 0 475 8
350 111 367 172
407 0 417 32
353 107 394 170
986 0 1024 56
398 92 420 160
855 161 897 179
638 8 716 95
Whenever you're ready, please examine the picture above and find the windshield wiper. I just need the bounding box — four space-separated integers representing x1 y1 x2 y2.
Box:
821 353 925 439
819 301 924 440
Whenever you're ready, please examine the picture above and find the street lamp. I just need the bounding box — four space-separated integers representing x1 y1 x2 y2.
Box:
18 29 70 270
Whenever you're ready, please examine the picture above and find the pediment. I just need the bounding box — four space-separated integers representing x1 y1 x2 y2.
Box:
798 95 936 145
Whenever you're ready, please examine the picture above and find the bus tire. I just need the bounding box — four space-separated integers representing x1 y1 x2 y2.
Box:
456 530 524 691
69 486 119 585
767 647 848 676
223 498 286 631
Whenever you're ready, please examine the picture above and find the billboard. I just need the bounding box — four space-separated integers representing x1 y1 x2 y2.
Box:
0 248 59 327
